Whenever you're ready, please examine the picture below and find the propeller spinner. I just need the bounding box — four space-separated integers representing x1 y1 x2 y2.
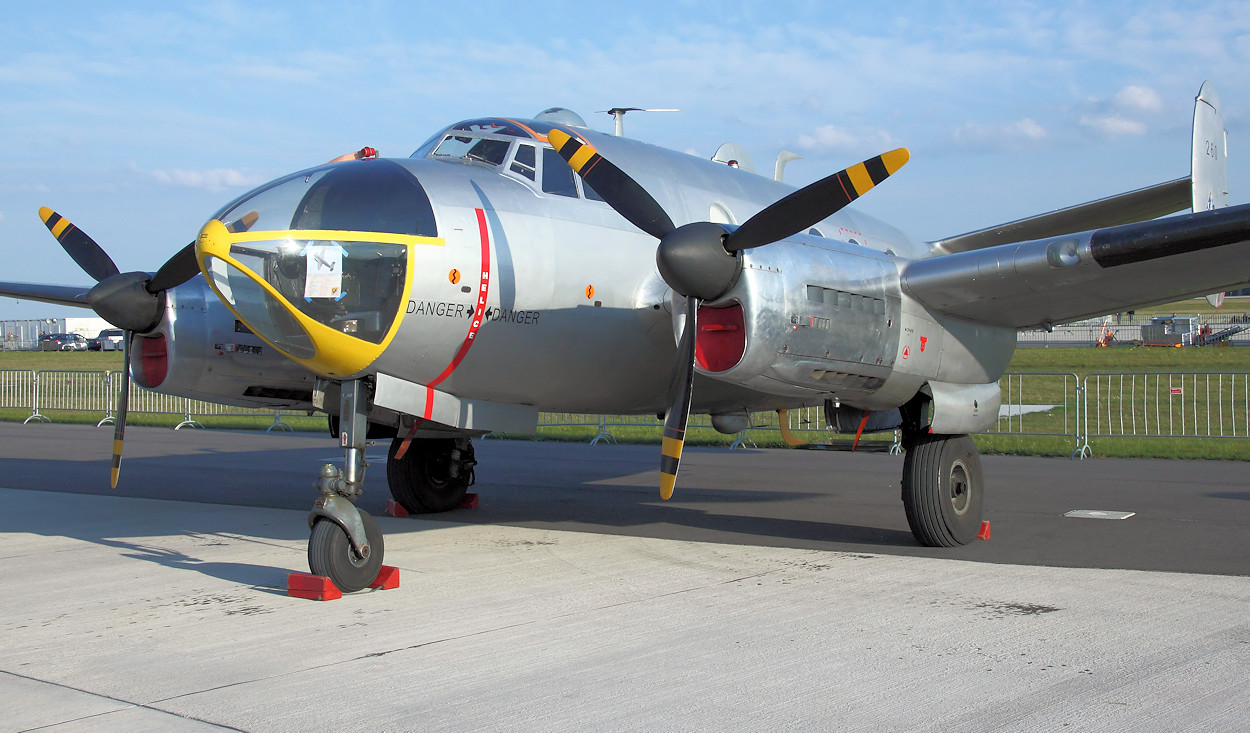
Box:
548 129 909 499
38 207 206 487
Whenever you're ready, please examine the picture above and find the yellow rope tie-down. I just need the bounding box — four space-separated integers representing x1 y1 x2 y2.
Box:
195 219 442 378
776 409 809 447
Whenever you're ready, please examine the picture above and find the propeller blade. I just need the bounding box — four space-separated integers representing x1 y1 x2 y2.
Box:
146 242 200 293
548 129 676 241
110 334 132 489
146 211 255 293
39 207 121 282
660 295 699 500
725 148 910 252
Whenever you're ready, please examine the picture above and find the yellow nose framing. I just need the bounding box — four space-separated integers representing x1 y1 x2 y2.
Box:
195 219 443 378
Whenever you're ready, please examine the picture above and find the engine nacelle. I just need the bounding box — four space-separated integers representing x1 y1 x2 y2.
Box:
132 278 318 409
690 237 923 411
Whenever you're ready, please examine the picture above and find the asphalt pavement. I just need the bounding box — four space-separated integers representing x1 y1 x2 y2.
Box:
1 422 1247 731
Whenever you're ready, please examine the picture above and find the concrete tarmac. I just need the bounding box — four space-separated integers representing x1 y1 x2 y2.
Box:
1 423 1248 730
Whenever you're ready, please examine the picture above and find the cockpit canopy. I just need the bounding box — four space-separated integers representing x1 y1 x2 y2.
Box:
413 116 605 202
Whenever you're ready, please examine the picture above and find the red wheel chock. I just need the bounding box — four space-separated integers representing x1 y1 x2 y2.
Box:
286 573 342 601
977 521 991 540
287 565 401 600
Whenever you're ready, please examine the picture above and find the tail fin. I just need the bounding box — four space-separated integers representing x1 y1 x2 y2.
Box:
1194 81 1231 307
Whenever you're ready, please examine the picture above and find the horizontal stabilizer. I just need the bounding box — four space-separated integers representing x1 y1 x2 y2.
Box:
0 282 93 308
903 203 1250 329
928 177 1191 256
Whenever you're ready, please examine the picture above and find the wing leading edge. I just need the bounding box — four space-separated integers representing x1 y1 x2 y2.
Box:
902 203 1250 330
927 177 1192 256
0 282 93 308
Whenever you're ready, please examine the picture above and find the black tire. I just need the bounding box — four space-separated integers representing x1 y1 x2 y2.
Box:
308 510 384 593
386 438 470 514
901 434 983 547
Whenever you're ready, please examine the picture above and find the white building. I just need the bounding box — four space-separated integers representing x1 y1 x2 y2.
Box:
1 317 112 350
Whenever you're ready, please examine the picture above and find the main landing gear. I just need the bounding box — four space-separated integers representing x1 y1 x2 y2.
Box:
900 432 984 547
386 436 476 514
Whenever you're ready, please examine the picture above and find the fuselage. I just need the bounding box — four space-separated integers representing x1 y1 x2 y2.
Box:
147 114 1015 425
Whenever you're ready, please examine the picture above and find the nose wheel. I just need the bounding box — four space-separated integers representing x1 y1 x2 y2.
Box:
309 510 384 593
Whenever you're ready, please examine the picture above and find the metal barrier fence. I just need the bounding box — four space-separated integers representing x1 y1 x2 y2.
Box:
988 372 1083 454
1080 372 1250 456
0 369 298 431
6 369 1250 456
0 369 38 424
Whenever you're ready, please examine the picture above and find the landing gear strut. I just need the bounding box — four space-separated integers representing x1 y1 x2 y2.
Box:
307 379 384 592
901 433 984 546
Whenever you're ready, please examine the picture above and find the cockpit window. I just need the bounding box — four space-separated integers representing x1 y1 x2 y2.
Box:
415 117 608 203
431 135 511 167
541 147 578 198
510 143 537 181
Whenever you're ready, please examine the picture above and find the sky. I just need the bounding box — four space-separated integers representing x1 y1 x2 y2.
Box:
3 0 1250 319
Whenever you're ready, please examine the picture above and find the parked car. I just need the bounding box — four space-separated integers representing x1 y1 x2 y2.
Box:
38 333 89 351
88 329 124 351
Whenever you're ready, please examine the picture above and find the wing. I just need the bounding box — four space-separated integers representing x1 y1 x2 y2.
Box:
0 282 93 308
928 177 1191 255
902 203 1250 330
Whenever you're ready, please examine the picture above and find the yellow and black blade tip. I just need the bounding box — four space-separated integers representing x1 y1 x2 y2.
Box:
660 424 685 500
110 336 132 489
38 206 120 283
548 129 675 241
835 148 910 204
726 147 911 253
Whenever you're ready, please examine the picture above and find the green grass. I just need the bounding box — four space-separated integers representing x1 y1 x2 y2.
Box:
5 320 1250 459
0 351 124 371
1007 342 1250 374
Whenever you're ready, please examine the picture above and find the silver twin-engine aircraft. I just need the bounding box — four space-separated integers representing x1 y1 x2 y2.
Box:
3 82 1246 592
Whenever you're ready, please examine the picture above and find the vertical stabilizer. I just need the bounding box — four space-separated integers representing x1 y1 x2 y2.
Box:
1194 81 1230 307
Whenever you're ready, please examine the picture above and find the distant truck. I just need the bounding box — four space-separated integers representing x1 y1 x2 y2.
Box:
88 328 124 351
1141 316 1200 347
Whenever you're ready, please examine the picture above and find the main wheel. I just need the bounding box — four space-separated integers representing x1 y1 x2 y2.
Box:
308 510 384 593
386 437 471 514
901 434 983 547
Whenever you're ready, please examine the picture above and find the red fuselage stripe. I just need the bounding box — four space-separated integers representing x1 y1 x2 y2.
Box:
425 208 492 418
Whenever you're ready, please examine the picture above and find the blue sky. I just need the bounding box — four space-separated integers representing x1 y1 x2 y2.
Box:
3 0 1249 318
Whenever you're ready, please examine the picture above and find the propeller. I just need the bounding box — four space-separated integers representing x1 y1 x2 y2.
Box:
548 129 909 499
38 207 215 486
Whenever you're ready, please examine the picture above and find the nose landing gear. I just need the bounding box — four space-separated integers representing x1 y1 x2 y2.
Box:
306 379 386 593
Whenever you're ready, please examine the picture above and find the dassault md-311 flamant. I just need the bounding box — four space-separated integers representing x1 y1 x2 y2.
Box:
3 83 1247 592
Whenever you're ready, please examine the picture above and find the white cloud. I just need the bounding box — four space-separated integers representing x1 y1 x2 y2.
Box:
796 125 901 155
952 118 1047 149
1080 115 1147 136
1114 85 1163 113
130 163 269 192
